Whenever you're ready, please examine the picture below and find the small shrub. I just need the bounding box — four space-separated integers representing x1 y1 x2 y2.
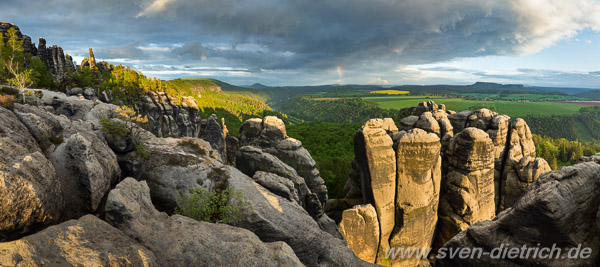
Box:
175 186 251 224
178 140 207 156
136 143 150 160
100 118 129 137
0 95 15 110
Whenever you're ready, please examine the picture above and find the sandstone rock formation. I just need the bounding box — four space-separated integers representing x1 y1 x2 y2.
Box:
351 118 397 264
390 128 442 267
438 162 600 266
338 204 380 264
227 167 375 266
134 136 224 212
436 127 496 248
333 102 551 265
235 116 333 233
0 107 63 241
342 119 443 265
105 178 304 267
0 215 158 266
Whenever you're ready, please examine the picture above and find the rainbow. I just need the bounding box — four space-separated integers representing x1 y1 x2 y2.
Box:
337 65 344 83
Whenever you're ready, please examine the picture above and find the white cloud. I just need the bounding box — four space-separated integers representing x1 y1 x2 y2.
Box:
136 0 178 18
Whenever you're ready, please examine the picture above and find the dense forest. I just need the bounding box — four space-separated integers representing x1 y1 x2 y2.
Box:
287 122 362 198
280 96 401 123
533 134 600 170
524 106 600 142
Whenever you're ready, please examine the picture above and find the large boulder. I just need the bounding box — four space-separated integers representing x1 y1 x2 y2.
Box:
0 106 40 153
436 127 496 248
414 112 441 135
136 136 224 212
105 177 303 267
501 156 551 209
253 171 300 203
0 214 158 266
438 162 600 266
0 138 63 241
236 145 309 207
338 204 380 264
239 117 328 208
49 118 121 218
227 166 375 267
389 129 441 266
0 106 63 241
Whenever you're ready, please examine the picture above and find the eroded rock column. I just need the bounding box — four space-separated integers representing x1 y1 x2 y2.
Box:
436 127 495 248
353 119 396 263
389 129 441 266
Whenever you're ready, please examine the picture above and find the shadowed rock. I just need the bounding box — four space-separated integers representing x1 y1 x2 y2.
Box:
438 162 600 266
105 178 303 267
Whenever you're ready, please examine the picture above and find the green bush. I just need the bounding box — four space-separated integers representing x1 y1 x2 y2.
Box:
175 186 251 224
100 118 129 137
136 143 150 160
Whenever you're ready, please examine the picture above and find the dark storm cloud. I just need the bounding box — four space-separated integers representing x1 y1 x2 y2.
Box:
172 41 206 59
2 0 600 84
95 42 146 59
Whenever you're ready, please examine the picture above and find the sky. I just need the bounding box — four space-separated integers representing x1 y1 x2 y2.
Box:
2 0 600 87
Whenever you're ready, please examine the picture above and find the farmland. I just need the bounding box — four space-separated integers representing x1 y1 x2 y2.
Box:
362 96 582 118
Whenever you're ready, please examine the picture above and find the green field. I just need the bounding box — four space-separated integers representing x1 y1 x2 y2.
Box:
461 93 586 101
362 96 582 118
370 90 410 95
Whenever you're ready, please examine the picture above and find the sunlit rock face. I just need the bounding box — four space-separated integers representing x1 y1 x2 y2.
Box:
435 127 496 249
352 119 397 264
338 204 380 264
330 102 552 266
339 118 442 265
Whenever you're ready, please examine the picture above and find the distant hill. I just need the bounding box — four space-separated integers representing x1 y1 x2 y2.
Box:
575 89 600 100
247 83 271 89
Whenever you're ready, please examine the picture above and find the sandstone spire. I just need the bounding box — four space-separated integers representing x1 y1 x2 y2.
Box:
88 48 96 70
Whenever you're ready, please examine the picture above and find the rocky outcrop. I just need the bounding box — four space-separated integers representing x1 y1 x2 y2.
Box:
436 127 496 248
236 117 331 228
0 22 36 55
390 129 442 267
334 102 551 264
351 119 397 264
343 119 443 265
501 156 551 209
0 214 158 266
252 171 300 203
338 204 380 264
4 103 121 222
438 162 600 266
134 136 224 212
227 167 374 266
105 177 304 267
202 114 226 160
498 118 547 211
36 37 74 82
0 107 63 241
